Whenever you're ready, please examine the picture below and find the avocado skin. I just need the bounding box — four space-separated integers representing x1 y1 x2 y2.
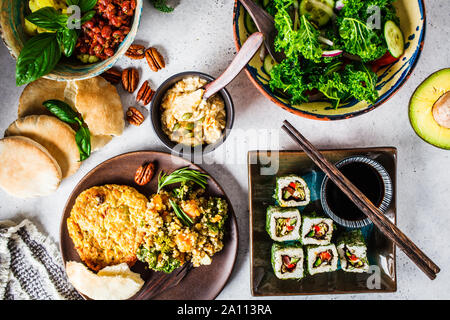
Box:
409 68 450 150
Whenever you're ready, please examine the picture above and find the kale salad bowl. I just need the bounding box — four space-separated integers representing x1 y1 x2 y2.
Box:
0 0 143 84
233 0 426 120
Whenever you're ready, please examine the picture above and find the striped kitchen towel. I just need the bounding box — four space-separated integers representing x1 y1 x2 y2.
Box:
0 219 81 300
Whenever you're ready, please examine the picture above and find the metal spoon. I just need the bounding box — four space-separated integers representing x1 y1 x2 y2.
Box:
238 0 285 63
202 32 264 100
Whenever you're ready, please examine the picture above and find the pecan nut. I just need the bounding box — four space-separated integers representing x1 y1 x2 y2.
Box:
122 68 139 93
145 47 165 72
126 106 145 126
101 67 122 85
134 162 155 186
136 80 155 105
125 44 145 59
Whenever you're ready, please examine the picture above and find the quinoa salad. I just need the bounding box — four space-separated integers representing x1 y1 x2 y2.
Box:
136 181 228 273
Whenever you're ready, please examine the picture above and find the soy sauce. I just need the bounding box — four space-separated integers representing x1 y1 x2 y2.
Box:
325 162 384 221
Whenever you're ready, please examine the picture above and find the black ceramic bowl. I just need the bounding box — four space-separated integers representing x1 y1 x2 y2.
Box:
320 156 393 228
150 71 234 157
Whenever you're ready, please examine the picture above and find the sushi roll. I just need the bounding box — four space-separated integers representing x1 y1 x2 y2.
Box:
337 230 370 273
275 175 310 207
271 243 304 280
301 215 334 245
266 206 301 242
306 244 338 275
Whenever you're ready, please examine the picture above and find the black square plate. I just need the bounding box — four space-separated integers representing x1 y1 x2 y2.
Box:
248 148 397 296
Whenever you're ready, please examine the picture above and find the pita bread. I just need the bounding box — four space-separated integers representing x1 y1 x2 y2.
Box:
18 78 67 118
17 77 124 151
5 115 80 179
91 134 113 151
0 136 62 198
66 262 144 300
65 77 124 137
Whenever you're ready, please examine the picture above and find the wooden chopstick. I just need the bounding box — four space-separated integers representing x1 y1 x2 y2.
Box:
282 120 440 280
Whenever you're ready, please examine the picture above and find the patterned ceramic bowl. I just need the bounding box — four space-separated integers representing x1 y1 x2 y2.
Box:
0 0 143 82
233 0 426 120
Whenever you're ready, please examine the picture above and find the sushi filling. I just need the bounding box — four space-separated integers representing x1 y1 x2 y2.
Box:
305 222 329 240
343 246 365 268
281 181 306 202
276 217 298 237
281 255 301 274
313 250 334 268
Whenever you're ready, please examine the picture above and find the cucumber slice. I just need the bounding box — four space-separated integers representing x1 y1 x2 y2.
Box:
384 20 404 58
299 0 335 27
263 54 278 74
245 12 258 34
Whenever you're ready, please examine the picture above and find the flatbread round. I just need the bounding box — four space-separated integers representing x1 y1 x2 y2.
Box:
17 76 124 151
91 134 113 152
65 77 124 137
0 136 62 198
66 262 144 300
18 78 67 118
5 115 80 179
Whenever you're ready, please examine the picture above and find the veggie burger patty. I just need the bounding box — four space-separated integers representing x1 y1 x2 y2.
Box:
67 185 149 271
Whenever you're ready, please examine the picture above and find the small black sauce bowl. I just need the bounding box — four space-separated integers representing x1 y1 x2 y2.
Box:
150 71 235 158
320 156 393 229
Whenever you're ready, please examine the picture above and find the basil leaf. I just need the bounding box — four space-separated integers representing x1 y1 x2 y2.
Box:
75 125 91 161
66 0 80 5
43 100 79 124
26 7 68 31
80 10 96 24
16 33 61 86
57 28 78 57
79 0 98 12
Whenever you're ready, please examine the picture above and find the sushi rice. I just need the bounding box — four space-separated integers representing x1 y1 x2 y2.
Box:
271 243 304 280
337 230 370 273
306 244 338 275
301 215 334 245
275 175 310 207
266 206 301 242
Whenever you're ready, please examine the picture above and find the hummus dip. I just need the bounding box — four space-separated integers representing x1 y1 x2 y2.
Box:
161 77 226 146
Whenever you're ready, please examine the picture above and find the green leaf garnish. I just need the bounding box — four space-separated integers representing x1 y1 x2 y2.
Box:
169 199 193 227
57 28 78 57
16 33 61 86
157 168 209 193
43 99 91 161
26 7 68 31
78 0 98 12
42 100 79 124
75 124 91 161
150 0 174 13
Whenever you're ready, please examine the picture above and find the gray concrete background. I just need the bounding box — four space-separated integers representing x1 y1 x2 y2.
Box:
0 0 449 299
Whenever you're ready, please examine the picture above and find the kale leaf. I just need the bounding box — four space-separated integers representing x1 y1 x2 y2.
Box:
343 63 379 104
338 17 386 62
337 0 399 62
273 0 322 62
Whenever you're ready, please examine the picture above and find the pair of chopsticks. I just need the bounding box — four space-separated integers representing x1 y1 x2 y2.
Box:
282 120 440 280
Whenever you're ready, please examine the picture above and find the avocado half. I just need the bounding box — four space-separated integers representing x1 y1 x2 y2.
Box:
409 68 450 150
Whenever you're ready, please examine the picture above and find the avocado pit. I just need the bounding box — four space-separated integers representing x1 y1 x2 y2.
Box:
432 91 450 129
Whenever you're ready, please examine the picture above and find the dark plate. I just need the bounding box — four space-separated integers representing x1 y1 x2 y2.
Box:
248 148 397 296
60 151 238 300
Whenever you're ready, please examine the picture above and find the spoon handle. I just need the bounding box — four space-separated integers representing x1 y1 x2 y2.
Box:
238 0 284 62
203 32 263 100
239 0 275 35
